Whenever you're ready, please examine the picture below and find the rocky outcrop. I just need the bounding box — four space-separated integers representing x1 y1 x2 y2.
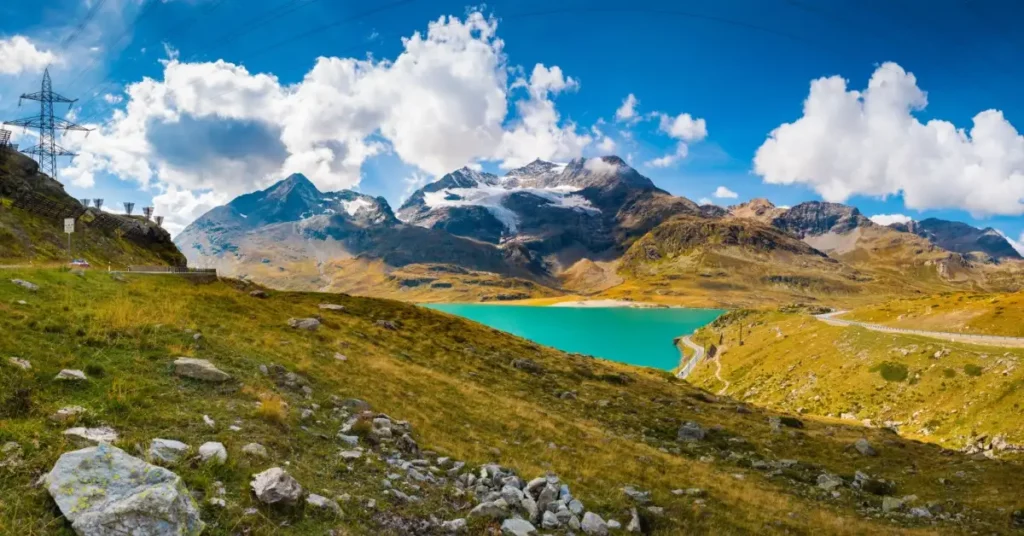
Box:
44 444 204 535
771 201 872 238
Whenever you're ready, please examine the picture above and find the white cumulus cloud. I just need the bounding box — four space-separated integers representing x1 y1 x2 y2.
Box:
615 93 639 122
644 111 707 168
713 186 738 199
0 36 57 75
754 62 1024 217
61 11 594 233
869 213 913 226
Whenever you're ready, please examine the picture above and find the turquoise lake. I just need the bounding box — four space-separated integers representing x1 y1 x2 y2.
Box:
425 304 724 371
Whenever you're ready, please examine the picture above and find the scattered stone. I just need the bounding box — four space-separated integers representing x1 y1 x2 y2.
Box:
469 500 510 519
816 473 844 491
854 437 878 457
441 518 468 532
501 518 538 536
198 442 227 465
0 442 22 469
581 512 609 535
319 303 345 311
44 444 204 535
287 317 321 331
607 519 622 530
11 279 39 291
173 357 231 382
338 434 360 447
50 405 86 422
203 415 216 428
677 421 706 442
376 319 399 330
242 443 269 458
339 449 362 460
882 496 905 513
249 290 268 298
622 485 652 505
510 358 543 374
1011 510 1024 529
7 357 31 370
149 438 190 464
64 426 118 446
542 510 560 529
626 507 641 533
334 353 347 362
306 493 343 517
909 507 932 518
54 369 87 382
251 467 304 505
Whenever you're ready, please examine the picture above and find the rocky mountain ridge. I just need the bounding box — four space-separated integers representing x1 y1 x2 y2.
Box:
177 156 1023 303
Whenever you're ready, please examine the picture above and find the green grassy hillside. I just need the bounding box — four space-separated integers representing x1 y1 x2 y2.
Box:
2 271 1024 533
0 149 184 268
690 310 1024 451
844 291 1024 337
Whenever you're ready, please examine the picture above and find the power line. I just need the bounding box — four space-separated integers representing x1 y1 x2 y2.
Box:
60 0 109 51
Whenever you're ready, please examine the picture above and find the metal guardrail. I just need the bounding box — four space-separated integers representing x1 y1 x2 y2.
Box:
126 266 217 274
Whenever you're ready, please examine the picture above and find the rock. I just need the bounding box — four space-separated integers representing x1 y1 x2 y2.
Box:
1012 510 1024 528
64 426 118 446
768 416 782 432
198 442 227 465
251 467 304 505
854 438 877 457
397 433 420 456
338 434 360 447
339 449 362 460
319 303 344 311
44 444 204 535
306 494 342 517
340 398 371 412
7 357 31 370
334 353 347 362
568 498 584 515
441 518 468 532
375 319 398 330
502 518 538 536
50 405 86 422
608 519 622 530
203 415 216 428
469 500 510 519
521 492 540 523
623 485 651 504
817 473 844 491
287 317 320 331
909 507 932 518
581 512 609 535
250 290 268 298
149 438 190 464
11 279 39 291
242 442 269 458
882 496 905 513
55 369 87 381
542 510 561 529
173 357 231 382
627 507 641 533
677 421 705 442
510 358 543 374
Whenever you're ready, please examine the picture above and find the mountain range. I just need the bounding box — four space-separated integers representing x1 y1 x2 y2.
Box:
175 155 1024 305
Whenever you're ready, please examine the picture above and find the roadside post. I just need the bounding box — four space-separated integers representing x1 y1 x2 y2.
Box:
64 218 74 260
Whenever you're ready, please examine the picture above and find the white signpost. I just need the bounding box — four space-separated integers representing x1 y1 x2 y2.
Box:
64 218 74 260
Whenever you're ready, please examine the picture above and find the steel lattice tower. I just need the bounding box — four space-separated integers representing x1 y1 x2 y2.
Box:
3 68 90 180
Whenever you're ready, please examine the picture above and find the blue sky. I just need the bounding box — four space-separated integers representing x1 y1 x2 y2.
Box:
1 0 1022 248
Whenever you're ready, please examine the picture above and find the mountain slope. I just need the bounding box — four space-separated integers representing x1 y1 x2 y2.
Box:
690 309 1024 453
892 218 1023 261
0 148 184 267
3 269 1024 534
176 174 554 301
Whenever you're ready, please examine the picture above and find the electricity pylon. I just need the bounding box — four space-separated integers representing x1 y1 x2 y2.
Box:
3 68 91 180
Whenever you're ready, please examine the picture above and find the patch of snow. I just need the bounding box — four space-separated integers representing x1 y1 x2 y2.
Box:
422 183 600 233
341 198 373 216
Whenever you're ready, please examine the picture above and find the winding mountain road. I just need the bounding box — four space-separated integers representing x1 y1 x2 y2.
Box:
814 311 1024 348
675 336 705 379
